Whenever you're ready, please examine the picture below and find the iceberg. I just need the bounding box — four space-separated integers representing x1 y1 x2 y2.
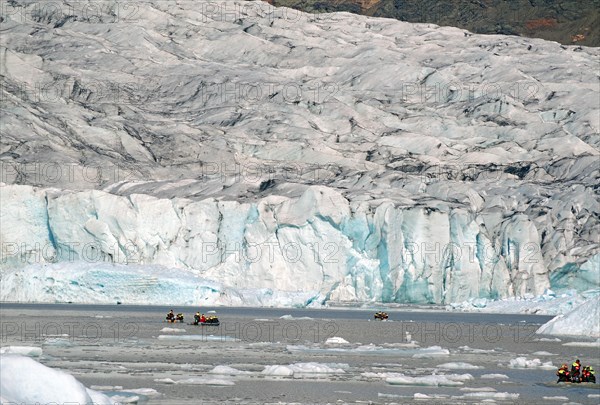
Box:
0 354 112 404
536 295 600 338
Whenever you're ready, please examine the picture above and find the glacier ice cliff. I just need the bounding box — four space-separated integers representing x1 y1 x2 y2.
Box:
1 183 597 305
0 1 598 305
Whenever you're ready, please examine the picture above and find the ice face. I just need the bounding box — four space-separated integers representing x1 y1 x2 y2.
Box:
0 0 598 306
0 183 598 305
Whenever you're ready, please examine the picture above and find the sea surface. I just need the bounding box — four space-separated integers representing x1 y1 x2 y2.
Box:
1 303 598 404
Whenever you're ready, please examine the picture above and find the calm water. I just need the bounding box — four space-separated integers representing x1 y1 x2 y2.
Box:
1 303 598 404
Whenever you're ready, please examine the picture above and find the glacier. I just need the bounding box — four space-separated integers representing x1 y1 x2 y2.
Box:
0 0 599 306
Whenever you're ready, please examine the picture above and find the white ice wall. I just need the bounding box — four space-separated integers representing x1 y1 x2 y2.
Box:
0 184 574 304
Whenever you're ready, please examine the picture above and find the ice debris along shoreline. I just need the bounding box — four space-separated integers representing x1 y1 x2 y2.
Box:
1 0 599 306
1 260 598 314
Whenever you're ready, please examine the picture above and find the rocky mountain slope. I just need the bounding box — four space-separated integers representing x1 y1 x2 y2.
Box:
0 0 598 305
268 0 600 47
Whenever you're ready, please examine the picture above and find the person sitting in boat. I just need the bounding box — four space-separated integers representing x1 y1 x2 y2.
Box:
556 364 570 382
375 311 388 320
166 309 175 322
176 313 184 322
200 314 206 323
194 312 201 325
582 366 596 383
571 359 582 382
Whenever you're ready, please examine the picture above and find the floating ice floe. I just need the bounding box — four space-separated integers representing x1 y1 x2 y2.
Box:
91 385 123 391
43 338 74 347
535 337 562 342
460 387 496 392
480 373 509 380
154 378 176 384
414 393 448 399
325 337 350 344
508 357 554 370
562 339 600 347
119 388 160 397
287 342 421 355
209 365 252 375
262 362 347 376
362 372 407 380
0 346 42 357
458 345 496 354
160 327 186 333
542 396 569 401
462 392 519 399
157 334 240 342
0 354 111 404
378 393 403 399
386 373 473 387
436 362 482 370
176 377 235 386
104 393 140 404
279 315 314 320
101 388 160 404
412 346 450 358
